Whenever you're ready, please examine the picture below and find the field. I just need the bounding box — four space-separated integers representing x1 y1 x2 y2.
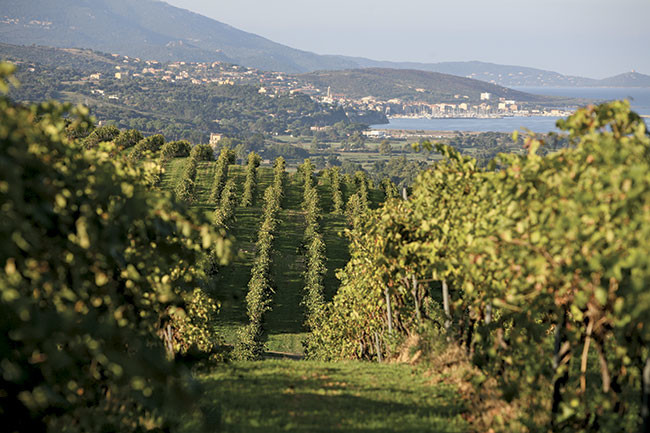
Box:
272 134 442 170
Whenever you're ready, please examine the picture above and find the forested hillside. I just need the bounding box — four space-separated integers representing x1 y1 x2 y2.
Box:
0 43 391 141
6 66 347 141
299 68 555 103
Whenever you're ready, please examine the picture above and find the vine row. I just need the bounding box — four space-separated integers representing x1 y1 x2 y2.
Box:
298 160 327 332
233 157 285 360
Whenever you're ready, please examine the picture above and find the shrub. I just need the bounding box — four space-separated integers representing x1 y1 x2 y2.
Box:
0 64 230 432
190 144 214 161
139 134 165 152
161 140 192 159
81 125 120 149
114 129 143 149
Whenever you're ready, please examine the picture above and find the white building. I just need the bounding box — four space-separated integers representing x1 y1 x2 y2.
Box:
209 133 223 147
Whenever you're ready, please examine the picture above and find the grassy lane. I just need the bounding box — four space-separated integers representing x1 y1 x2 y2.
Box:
179 360 469 433
316 177 350 302
320 214 349 302
265 173 308 353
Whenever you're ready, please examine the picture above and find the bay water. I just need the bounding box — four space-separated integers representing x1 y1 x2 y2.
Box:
372 87 650 133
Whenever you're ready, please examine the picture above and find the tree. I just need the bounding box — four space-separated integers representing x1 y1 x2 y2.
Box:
379 140 392 155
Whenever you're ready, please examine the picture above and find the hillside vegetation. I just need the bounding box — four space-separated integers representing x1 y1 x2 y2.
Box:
299 68 555 103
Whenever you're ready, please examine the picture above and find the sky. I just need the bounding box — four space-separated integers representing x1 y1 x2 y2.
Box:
164 0 650 78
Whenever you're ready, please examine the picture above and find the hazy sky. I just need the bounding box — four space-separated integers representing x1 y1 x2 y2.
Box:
164 0 650 78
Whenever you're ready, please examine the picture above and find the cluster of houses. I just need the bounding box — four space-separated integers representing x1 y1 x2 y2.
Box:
78 54 570 120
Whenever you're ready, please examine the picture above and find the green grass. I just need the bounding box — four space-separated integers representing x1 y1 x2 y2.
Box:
264 173 309 352
270 135 442 171
178 360 469 433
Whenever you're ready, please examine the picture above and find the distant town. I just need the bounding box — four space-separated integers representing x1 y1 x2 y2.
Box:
66 54 575 122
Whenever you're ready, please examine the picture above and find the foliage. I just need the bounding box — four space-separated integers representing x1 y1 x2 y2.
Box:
310 101 650 431
161 140 192 160
213 178 238 230
130 134 165 160
169 289 220 356
139 134 166 152
298 160 327 331
81 124 120 149
233 158 285 360
241 152 261 207
379 140 392 155
114 128 144 149
189 144 214 162
330 167 344 214
175 158 198 203
381 177 399 199
0 64 230 432
209 147 236 203
262 143 309 162
371 156 429 189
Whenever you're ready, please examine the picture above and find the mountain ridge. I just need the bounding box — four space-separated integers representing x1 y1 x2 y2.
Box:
1 0 648 87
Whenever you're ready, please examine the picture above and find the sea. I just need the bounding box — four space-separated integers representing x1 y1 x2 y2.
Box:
371 87 650 133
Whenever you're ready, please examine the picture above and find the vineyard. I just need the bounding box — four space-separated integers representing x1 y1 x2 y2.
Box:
1 60 649 433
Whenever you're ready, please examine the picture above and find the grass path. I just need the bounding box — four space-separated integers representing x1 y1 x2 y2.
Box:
179 360 469 433
265 174 309 353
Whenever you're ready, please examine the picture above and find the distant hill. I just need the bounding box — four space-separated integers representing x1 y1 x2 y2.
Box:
352 60 599 88
1 43 583 110
0 0 361 73
594 72 650 87
1 0 646 87
0 42 124 73
298 68 560 104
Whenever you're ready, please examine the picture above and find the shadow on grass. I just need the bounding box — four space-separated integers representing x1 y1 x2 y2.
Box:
186 361 468 433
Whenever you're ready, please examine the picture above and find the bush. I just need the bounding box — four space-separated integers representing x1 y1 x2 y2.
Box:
114 129 143 149
210 147 237 203
241 152 262 207
190 144 214 161
130 134 165 160
0 64 230 432
162 140 192 159
81 125 121 149
139 134 165 152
